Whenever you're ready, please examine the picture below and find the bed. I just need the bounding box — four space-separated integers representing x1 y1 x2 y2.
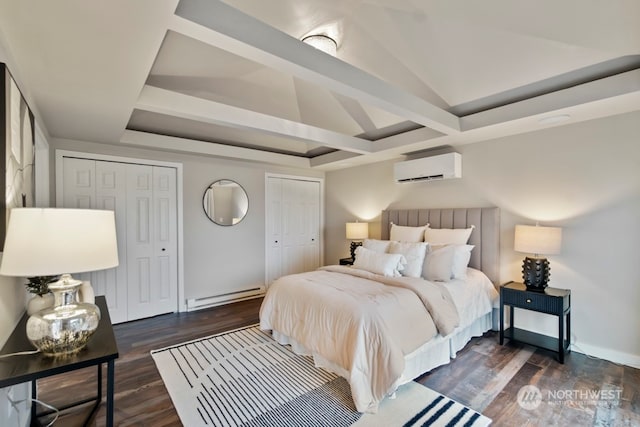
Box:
260 207 500 413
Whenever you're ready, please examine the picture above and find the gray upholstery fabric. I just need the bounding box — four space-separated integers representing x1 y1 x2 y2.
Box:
381 208 500 285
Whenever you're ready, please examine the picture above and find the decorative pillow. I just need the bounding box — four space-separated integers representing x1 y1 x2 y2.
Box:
424 226 474 245
451 244 475 279
426 244 475 280
390 224 426 242
388 241 429 278
362 239 391 254
353 246 406 277
422 245 456 282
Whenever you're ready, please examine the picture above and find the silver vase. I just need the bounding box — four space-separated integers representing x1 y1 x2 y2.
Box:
26 274 101 356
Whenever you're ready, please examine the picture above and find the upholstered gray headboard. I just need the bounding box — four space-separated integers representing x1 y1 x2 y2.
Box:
381 207 500 285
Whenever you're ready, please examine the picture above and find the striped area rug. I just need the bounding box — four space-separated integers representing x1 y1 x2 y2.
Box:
151 325 491 427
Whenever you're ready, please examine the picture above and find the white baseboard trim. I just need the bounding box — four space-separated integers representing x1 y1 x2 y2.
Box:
186 287 265 312
570 342 640 369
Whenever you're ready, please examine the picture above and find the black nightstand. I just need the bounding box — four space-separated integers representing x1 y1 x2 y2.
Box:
0 296 118 426
500 281 571 363
339 257 354 265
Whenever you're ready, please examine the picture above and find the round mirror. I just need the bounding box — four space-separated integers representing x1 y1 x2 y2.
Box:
202 179 249 226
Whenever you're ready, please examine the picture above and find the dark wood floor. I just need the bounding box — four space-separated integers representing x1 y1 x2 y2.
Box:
38 298 639 426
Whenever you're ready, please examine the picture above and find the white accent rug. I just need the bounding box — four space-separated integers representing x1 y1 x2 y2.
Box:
151 325 491 427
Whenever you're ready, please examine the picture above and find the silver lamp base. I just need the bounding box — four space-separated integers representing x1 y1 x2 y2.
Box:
26 274 101 356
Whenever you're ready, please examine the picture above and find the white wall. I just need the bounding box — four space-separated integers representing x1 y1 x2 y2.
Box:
0 31 37 427
325 111 640 367
0 32 27 347
50 138 324 302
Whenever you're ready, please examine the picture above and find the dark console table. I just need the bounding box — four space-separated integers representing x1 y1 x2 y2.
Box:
500 281 571 363
0 296 118 426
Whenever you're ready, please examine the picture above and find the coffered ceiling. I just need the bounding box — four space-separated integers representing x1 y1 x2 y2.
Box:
1 0 639 170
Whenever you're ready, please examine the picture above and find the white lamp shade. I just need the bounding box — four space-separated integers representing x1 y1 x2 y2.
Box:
514 224 562 255
0 208 119 277
346 222 369 240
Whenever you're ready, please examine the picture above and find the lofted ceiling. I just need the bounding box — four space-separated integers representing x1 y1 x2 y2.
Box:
0 0 639 170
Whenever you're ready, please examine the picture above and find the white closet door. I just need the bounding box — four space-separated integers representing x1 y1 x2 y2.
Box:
266 177 282 285
267 177 320 284
153 166 178 314
93 161 128 323
301 180 320 272
126 164 177 320
61 157 178 322
62 157 95 209
61 158 128 323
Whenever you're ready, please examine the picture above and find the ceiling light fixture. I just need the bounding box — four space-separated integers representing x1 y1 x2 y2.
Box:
538 114 571 125
302 34 337 57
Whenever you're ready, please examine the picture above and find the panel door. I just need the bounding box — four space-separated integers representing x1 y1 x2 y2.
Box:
61 157 95 209
267 177 321 284
92 161 128 323
61 158 128 323
152 166 178 314
266 177 282 285
126 164 177 320
300 180 321 272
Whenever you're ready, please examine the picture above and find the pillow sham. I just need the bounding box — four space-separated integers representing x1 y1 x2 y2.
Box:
424 226 474 245
353 246 406 277
451 244 474 279
422 244 456 282
362 238 391 254
390 224 426 242
388 241 428 278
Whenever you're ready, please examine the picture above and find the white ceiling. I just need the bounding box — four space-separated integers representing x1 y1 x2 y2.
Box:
1 0 639 170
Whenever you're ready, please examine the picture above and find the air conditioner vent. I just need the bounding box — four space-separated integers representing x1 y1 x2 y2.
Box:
394 153 461 183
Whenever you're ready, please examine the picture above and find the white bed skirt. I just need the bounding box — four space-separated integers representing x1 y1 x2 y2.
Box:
270 309 494 397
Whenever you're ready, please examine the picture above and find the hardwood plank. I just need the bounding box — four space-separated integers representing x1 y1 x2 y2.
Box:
35 299 640 426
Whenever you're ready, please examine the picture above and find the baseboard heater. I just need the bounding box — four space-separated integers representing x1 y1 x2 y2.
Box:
186 286 266 312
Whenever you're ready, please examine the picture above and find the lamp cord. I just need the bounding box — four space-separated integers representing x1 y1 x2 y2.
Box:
6 393 59 427
32 398 59 427
0 349 41 359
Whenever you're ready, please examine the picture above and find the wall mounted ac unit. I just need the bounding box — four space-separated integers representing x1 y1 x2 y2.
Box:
394 152 462 183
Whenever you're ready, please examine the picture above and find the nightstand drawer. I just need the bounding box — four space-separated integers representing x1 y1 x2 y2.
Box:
502 288 566 314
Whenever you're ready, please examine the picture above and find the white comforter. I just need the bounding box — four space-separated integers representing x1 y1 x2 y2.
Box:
259 265 460 413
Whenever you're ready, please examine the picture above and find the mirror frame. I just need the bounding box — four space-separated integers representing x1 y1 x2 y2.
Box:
202 179 249 226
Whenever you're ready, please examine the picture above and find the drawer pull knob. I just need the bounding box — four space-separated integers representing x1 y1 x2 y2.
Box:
526 298 532 303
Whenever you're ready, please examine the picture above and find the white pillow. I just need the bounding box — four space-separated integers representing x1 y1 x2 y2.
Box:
390 224 426 242
422 245 456 282
354 246 406 277
451 244 475 279
424 226 474 245
363 239 391 253
388 241 428 278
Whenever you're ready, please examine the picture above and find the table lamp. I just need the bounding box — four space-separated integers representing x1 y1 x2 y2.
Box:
0 208 119 356
346 221 369 260
514 224 562 291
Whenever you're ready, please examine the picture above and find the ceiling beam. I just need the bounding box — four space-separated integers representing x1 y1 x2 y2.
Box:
309 151 362 168
171 0 461 134
371 127 444 153
136 85 373 154
120 129 311 168
461 69 640 130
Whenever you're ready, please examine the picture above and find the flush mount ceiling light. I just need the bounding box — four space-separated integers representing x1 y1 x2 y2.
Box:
302 34 337 57
538 114 571 125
